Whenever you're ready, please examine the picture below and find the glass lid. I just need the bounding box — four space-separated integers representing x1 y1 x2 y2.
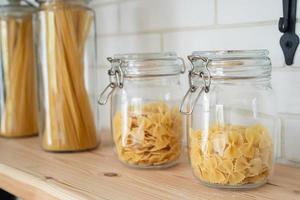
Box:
112 52 185 77
0 0 35 16
35 0 92 4
189 49 272 79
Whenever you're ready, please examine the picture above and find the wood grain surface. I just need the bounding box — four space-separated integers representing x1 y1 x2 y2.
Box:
0 133 299 200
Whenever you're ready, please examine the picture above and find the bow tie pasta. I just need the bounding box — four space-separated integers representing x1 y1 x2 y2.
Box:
113 102 183 167
189 124 273 186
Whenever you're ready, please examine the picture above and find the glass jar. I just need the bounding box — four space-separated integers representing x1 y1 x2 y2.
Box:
0 0 38 138
35 0 98 151
99 52 185 168
181 50 278 189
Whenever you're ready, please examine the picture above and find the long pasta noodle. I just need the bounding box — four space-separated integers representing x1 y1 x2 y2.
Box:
0 14 38 137
39 2 98 151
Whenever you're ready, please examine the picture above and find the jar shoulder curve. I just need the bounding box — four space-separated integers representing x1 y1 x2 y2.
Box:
38 1 94 13
209 83 276 104
112 76 182 103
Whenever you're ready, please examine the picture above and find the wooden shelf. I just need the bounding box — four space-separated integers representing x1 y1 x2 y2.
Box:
0 133 299 200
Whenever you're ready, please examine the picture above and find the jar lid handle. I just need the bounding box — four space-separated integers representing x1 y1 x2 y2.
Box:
98 82 116 105
177 57 186 74
180 56 211 115
98 57 123 105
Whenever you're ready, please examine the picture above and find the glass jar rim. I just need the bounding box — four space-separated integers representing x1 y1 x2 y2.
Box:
35 0 91 3
112 52 185 77
189 49 272 80
192 49 269 59
0 2 35 15
0 0 21 5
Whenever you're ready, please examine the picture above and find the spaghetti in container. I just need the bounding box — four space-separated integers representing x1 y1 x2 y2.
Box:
0 0 38 138
35 0 99 151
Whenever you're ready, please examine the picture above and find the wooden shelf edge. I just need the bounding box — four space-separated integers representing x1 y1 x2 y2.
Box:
0 164 84 200
0 136 299 200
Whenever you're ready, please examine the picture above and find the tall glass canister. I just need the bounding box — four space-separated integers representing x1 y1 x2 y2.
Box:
0 0 38 138
181 50 279 189
34 0 98 151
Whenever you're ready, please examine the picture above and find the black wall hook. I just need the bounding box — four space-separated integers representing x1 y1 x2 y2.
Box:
279 0 299 65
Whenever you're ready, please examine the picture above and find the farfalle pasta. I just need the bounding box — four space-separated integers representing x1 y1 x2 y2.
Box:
113 102 183 167
189 124 273 186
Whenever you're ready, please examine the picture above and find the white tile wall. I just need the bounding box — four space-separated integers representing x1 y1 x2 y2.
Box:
97 67 111 130
92 0 119 6
272 68 300 114
98 33 161 65
163 25 285 67
91 0 300 165
217 0 282 24
95 4 119 34
119 0 215 33
283 117 300 163
291 24 300 66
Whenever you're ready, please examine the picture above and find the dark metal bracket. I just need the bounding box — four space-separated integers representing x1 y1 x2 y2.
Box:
279 0 299 65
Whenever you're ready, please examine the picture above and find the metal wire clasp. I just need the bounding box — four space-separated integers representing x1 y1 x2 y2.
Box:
178 57 187 74
98 57 124 105
180 55 211 115
23 0 39 7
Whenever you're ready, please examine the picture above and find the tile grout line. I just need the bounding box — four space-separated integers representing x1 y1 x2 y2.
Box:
160 32 164 52
92 0 137 7
96 20 288 38
278 112 300 118
117 2 121 34
214 0 218 25
273 66 300 72
280 117 286 160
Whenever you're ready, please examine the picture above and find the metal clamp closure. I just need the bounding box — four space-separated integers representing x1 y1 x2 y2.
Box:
98 57 124 105
178 57 187 74
180 55 211 115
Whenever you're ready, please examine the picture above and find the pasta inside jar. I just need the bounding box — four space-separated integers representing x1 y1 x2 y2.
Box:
113 102 183 167
99 52 186 168
181 50 278 189
189 124 273 186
